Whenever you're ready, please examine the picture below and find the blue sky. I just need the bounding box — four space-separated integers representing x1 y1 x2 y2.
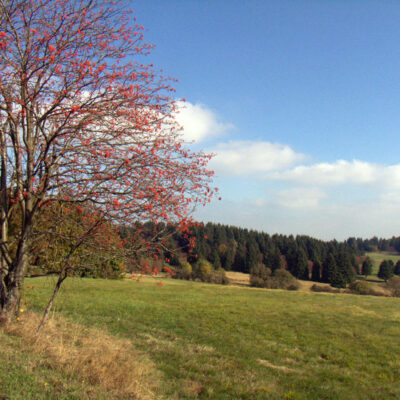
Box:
131 0 400 240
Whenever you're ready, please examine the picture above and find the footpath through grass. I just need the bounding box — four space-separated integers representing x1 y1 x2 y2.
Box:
5 277 400 399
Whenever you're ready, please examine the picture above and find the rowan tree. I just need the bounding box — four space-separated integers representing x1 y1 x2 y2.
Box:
0 0 215 325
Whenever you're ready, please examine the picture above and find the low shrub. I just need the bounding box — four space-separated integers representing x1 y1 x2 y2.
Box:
250 275 264 288
250 267 299 291
173 259 229 285
174 261 192 280
310 284 340 293
193 259 213 281
346 280 389 297
386 276 400 297
209 269 229 285
348 280 374 295
273 269 299 290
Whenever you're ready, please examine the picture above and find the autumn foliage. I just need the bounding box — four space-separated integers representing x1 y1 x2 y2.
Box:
0 0 215 324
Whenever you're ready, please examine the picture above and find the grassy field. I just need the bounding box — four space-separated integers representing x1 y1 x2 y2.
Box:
1 276 400 399
366 251 400 275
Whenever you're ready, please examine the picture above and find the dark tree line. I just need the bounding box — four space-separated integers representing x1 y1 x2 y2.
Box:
127 222 400 287
161 222 360 287
346 236 400 253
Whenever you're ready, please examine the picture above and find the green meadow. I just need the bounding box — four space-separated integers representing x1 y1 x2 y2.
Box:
366 251 400 275
1 276 400 399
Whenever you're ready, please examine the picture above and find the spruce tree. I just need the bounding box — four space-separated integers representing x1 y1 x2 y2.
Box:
311 261 321 282
322 253 346 287
271 246 283 272
296 248 310 280
211 248 222 270
361 257 373 278
336 250 356 284
378 260 394 282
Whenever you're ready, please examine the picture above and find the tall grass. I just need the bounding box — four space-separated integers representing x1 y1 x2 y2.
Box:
4 311 157 399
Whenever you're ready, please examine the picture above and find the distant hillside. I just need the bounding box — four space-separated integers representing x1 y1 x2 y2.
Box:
126 222 400 287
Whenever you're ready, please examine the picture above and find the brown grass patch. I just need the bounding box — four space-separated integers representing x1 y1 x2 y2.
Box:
5 312 159 399
225 271 250 286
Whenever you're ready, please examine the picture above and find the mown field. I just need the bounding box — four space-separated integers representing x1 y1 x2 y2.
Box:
1 276 400 399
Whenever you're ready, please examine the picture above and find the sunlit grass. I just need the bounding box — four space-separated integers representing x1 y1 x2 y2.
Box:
9 276 397 399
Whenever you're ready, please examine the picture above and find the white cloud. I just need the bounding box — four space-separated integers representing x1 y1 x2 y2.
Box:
208 140 306 176
274 187 327 209
194 195 400 241
174 101 234 142
270 159 400 190
193 136 400 239
270 159 377 185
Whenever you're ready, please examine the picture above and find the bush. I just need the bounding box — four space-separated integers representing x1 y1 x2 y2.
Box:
174 261 192 280
210 269 229 285
193 258 213 281
250 268 299 291
173 259 229 285
250 275 264 288
75 258 125 279
386 276 400 297
348 280 374 295
287 283 300 291
250 263 271 280
310 284 340 293
273 269 299 290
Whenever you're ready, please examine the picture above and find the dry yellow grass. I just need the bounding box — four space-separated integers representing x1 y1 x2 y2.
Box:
225 271 250 286
226 271 392 296
5 312 159 399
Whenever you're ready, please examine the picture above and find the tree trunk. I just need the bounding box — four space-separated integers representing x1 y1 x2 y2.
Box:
0 216 31 326
37 271 67 332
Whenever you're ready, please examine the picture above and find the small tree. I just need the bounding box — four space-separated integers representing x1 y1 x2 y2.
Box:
361 257 373 278
378 260 394 282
